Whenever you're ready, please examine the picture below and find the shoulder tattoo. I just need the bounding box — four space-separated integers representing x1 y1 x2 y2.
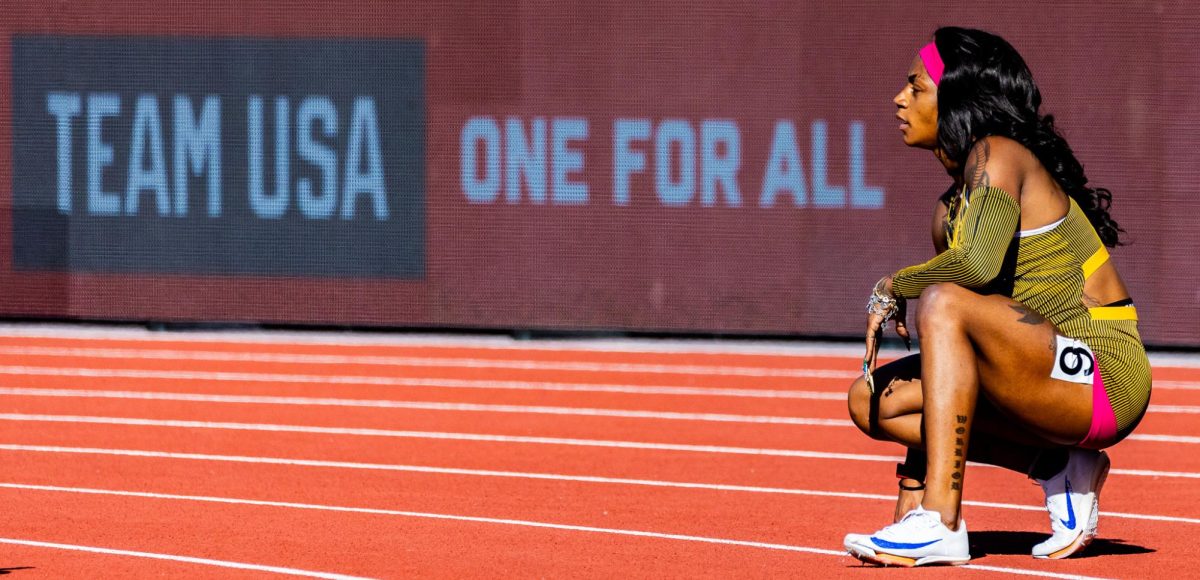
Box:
964 139 991 191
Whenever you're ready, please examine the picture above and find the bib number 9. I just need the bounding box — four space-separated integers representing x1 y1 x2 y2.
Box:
1050 335 1096 385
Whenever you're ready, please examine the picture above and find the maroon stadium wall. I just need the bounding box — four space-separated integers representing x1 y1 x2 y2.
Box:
0 1 1196 346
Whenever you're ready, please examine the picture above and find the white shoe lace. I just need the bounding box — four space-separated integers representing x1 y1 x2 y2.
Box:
877 507 942 539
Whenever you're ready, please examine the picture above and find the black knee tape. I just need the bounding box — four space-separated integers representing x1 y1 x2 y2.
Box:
896 448 928 482
1029 448 1069 480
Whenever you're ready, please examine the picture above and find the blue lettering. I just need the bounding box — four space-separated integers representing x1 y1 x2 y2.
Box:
701 120 741 207
461 116 501 203
47 92 81 215
759 120 807 207
247 96 286 218
551 118 588 205
173 95 222 217
505 117 546 204
86 93 121 216
811 120 846 207
613 118 650 206
655 119 694 206
849 121 884 208
125 94 170 216
296 96 339 219
274 97 291 214
342 97 388 220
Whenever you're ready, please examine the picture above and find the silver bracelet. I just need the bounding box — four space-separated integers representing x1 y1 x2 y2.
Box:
867 292 898 324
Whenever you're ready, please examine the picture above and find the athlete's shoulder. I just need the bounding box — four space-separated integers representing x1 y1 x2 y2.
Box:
963 135 1028 201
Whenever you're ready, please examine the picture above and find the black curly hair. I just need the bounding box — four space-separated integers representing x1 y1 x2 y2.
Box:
932 26 1123 247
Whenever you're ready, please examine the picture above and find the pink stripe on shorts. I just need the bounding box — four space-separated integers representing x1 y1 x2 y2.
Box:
1078 359 1118 449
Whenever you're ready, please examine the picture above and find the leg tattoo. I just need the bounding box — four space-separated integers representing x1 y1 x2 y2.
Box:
1009 304 1045 326
952 415 967 491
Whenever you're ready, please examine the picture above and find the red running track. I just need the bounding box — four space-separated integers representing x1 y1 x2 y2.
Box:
0 328 1195 578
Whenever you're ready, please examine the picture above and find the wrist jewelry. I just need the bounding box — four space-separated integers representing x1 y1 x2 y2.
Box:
863 278 899 394
866 292 898 323
867 276 899 324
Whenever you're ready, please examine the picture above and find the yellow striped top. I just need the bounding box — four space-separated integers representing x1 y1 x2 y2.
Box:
892 186 1150 435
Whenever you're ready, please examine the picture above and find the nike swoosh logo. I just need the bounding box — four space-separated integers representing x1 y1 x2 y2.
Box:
869 537 942 550
1061 477 1077 530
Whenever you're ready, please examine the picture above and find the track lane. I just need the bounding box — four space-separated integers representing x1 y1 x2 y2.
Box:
0 374 854 416
3 393 1200 476
0 542 309 579
1 484 1067 579
0 347 1193 410
0 330 1194 578
0 334 865 366
2 414 1199 522
0 456 1150 579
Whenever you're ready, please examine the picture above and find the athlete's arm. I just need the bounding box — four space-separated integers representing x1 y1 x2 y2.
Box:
931 184 956 254
892 138 1024 299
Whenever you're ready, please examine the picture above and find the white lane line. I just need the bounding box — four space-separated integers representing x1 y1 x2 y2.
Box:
1154 381 1200 390
0 325 902 356
0 347 856 378
1148 405 1200 414
0 427 899 462
0 537 371 579
2 417 1199 481
1 360 1192 401
0 323 1193 367
0 384 846 401
6 391 1200 447
1105 468 1200 478
1 344 1192 383
3 365 1193 408
964 564 1111 580
0 389 851 427
3 454 1197 526
1127 434 1200 444
0 483 1113 579
0 366 854 393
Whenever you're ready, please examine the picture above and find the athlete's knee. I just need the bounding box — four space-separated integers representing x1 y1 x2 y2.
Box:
847 377 873 436
849 377 895 441
916 283 968 331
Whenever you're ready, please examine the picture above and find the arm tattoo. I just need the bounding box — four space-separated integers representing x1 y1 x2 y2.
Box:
964 139 991 190
1010 304 1045 325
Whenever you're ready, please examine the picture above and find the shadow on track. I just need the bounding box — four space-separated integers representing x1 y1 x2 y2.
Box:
0 568 35 575
970 530 1154 558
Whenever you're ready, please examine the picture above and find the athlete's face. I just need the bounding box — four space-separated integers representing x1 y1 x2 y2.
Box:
893 56 939 149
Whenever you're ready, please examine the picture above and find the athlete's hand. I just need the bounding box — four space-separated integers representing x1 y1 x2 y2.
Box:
863 277 909 391
863 309 887 391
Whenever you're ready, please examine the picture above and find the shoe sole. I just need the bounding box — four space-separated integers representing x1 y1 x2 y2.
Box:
1035 452 1111 560
847 545 969 567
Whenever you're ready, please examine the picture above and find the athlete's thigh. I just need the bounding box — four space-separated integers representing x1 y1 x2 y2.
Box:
872 352 1059 447
945 289 1093 445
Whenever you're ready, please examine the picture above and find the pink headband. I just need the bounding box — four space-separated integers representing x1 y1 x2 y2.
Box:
918 42 944 86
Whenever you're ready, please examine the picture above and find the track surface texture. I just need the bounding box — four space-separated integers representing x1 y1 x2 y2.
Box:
0 324 1195 579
